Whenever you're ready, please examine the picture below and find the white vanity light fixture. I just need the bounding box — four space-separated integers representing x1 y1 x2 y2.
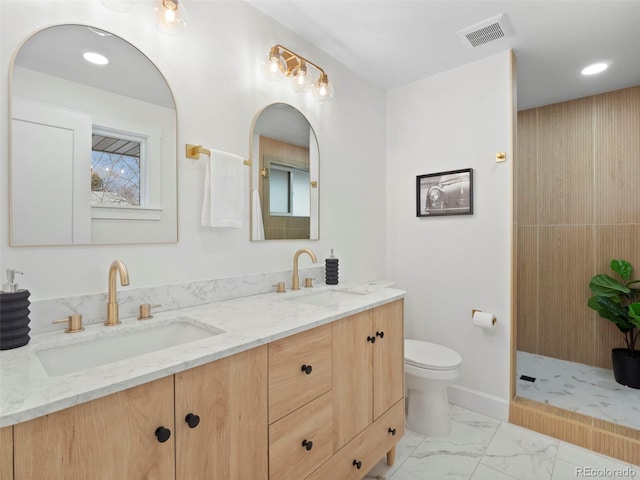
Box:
581 62 608 76
153 0 188 35
262 45 334 103
83 52 109 65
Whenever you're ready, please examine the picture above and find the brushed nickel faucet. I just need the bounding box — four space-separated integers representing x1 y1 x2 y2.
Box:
292 249 317 290
106 259 130 326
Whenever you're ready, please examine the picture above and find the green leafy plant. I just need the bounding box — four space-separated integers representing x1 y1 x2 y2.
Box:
588 259 640 356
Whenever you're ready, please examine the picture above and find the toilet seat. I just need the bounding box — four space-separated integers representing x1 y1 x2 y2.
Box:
405 339 462 371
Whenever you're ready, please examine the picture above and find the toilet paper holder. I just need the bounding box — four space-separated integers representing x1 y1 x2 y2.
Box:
472 309 497 325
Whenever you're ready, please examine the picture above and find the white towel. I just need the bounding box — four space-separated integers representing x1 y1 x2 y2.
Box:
251 189 265 240
201 149 245 228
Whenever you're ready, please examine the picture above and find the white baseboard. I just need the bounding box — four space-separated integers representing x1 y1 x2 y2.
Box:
447 384 510 421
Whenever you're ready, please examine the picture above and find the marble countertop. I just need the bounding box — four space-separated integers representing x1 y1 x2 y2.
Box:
0 282 404 427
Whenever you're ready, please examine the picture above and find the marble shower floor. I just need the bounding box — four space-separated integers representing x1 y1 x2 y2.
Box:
516 351 640 430
366 405 640 480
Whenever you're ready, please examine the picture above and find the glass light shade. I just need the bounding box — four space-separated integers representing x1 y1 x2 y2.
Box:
262 55 284 82
312 77 334 103
153 0 188 35
289 67 313 94
101 0 135 13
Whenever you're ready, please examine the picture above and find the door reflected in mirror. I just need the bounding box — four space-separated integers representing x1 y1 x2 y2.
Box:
9 24 177 245
250 103 319 240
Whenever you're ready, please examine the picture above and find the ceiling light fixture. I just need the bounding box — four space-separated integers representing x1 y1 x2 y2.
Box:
83 52 109 65
581 62 608 76
262 45 334 103
153 0 188 35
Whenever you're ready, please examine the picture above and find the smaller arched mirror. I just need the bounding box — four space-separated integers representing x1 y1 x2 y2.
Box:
250 104 319 241
10 24 177 245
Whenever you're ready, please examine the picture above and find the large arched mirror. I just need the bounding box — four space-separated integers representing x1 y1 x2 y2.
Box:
250 103 319 241
9 24 177 245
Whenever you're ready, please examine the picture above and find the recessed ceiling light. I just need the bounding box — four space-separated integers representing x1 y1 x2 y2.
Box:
83 52 109 65
581 63 608 76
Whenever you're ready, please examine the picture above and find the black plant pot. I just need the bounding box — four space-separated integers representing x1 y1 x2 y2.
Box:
611 348 640 389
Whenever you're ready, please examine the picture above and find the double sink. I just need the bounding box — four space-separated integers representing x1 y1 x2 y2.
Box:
35 288 367 377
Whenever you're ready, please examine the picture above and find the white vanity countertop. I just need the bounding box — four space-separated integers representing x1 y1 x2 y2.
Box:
0 283 404 427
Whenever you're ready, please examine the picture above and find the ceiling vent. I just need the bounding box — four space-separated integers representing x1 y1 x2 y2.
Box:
457 13 513 48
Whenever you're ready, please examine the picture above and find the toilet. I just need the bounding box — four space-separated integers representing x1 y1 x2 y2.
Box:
404 339 462 437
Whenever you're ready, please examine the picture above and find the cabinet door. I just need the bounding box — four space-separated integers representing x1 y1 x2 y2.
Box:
0 426 12 480
175 346 268 480
332 310 373 451
13 376 175 480
373 299 405 419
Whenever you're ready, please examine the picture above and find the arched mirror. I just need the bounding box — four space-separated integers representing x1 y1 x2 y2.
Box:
9 24 177 245
250 103 319 241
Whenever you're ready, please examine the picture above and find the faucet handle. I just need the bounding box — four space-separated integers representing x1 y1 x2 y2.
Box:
138 303 161 320
52 314 84 333
273 282 286 293
304 277 315 288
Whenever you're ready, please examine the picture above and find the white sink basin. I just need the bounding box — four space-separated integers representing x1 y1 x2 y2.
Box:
36 318 224 376
290 289 366 307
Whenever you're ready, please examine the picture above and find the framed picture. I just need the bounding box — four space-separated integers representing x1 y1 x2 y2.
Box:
416 168 473 217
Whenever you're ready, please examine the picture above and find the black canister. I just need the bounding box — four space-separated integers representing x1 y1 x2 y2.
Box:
0 289 31 350
325 249 339 285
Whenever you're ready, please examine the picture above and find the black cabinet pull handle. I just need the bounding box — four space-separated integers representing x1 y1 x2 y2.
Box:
388 427 396 436
301 439 313 451
376 331 385 338
301 364 313 375
185 413 200 428
154 426 171 443
367 336 376 343
353 459 362 469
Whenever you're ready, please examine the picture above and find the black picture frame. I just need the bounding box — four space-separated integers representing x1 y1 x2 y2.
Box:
416 168 473 217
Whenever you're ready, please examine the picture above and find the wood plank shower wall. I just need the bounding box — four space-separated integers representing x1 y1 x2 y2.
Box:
516 85 640 369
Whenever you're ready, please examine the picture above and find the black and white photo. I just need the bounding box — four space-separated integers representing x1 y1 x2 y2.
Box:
416 168 473 217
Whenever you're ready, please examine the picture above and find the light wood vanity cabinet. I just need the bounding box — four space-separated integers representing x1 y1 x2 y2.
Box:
268 299 404 480
268 323 333 479
174 346 268 479
11 347 267 480
0 426 13 480
333 299 404 450
13 375 176 480
5 299 403 480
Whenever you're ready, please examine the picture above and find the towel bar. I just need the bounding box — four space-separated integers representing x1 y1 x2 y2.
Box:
185 144 251 166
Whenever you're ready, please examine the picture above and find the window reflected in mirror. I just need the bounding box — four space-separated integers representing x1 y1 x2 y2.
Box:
250 104 319 241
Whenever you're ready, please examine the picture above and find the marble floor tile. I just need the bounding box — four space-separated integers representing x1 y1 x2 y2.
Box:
369 405 639 480
477 423 559 480
517 351 640 430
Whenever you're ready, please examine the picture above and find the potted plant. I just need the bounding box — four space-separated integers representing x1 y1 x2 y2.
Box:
588 259 640 388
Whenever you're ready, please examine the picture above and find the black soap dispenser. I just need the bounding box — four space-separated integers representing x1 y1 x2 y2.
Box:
0 269 31 350
325 249 339 285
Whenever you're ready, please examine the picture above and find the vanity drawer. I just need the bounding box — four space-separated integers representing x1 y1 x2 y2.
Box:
269 323 332 423
269 391 333 480
305 399 404 480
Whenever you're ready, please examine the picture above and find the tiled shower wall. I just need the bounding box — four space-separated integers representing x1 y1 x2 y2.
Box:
516 85 640 369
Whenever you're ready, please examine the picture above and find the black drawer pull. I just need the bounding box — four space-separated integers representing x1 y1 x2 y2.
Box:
376 331 385 338
388 427 397 436
154 426 171 443
367 336 376 343
353 459 362 469
301 439 313 451
301 364 313 375
185 413 200 428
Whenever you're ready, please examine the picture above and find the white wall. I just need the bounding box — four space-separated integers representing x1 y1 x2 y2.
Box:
0 0 388 298
386 52 514 419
